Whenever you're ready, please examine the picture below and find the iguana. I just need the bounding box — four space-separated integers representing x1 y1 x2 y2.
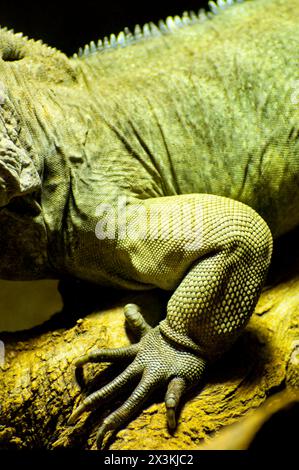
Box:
0 0 298 448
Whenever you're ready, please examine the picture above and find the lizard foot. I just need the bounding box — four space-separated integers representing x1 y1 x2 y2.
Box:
68 304 206 449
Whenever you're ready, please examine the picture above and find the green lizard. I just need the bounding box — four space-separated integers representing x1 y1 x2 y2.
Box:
0 0 297 448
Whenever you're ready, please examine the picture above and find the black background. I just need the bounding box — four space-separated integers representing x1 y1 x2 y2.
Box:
0 0 210 55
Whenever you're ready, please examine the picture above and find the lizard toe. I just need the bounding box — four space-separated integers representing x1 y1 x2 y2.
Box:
68 361 142 425
69 324 207 448
124 303 152 337
165 377 187 430
73 343 139 389
95 373 160 448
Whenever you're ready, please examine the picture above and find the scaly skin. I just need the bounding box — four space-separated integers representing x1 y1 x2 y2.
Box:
0 0 297 447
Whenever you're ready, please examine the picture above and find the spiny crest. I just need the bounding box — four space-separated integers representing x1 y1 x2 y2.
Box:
74 0 245 59
0 26 76 85
0 25 61 60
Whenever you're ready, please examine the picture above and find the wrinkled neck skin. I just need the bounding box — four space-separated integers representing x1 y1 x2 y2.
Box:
0 52 81 199
0 52 87 279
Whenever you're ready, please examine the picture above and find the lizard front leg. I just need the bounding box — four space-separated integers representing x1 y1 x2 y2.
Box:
68 194 273 448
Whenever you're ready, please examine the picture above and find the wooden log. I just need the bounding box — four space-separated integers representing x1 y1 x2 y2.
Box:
0 268 298 449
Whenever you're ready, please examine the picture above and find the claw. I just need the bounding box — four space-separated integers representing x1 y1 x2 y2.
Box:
165 377 186 430
166 401 176 430
96 421 115 449
124 303 152 337
67 403 86 425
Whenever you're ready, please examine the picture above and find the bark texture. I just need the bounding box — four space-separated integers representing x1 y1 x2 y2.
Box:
0 271 298 450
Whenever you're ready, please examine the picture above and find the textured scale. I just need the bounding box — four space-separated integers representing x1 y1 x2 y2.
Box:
0 0 296 448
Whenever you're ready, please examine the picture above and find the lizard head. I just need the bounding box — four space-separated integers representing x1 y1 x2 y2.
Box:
0 27 79 279
0 27 77 208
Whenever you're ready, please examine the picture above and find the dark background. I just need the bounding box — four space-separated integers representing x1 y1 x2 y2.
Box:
0 0 210 55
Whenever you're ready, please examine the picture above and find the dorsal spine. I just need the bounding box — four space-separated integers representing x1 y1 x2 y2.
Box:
73 0 245 59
